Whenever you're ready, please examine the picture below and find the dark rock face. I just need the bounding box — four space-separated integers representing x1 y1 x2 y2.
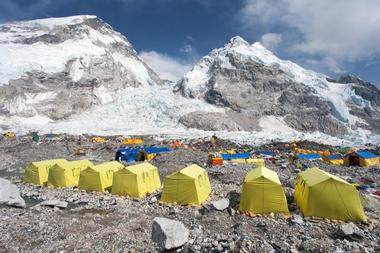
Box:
339 75 380 107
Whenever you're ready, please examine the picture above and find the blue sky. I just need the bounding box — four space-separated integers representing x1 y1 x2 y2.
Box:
1 0 380 86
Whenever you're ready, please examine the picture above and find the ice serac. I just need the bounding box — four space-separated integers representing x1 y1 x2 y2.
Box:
176 36 380 136
0 15 161 120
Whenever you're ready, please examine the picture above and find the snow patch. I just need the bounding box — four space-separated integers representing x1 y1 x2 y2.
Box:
16 15 96 29
111 53 152 85
259 116 295 134
0 39 105 85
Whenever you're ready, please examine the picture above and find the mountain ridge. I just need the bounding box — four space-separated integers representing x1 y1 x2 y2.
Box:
0 16 379 145
176 36 380 136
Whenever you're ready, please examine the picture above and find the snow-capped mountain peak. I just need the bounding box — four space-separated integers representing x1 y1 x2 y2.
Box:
0 15 162 120
228 35 250 47
177 36 380 138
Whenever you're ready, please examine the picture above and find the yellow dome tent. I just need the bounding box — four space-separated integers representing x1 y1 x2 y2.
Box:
78 161 124 192
294 167 366 221
239 166 289 214
111 162 161 197
23 159 67 186
47 159 93 188
160 164 211 205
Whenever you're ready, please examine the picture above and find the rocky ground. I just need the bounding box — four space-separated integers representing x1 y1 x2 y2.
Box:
0 134 379 253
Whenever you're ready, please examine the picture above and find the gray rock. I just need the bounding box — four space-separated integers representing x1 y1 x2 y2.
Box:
363 194 380 212
210 198 230 211
151 217 189 250
257 221 266 227
338 223 364 240
0 177 25 208
36 199 68 209
291 214 304 225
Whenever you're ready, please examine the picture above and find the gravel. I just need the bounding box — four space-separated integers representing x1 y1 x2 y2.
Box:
0 135 379 252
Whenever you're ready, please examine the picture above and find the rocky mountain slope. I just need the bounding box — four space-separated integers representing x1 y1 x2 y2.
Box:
0 16 379 144
0 15 163 120
0 15 221 134
176 36 380 137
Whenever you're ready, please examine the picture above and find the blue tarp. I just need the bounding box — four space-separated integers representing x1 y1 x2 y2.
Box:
115 146 172 163
297 153 322 160
115 147 142 163
355 151 377 159
221 153 250 160
256 151 276 157
327 154 343 160
144 146 172 154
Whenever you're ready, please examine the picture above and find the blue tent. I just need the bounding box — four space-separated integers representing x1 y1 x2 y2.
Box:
115 146 172 163
327 154 343 160
256 151 276 157
221 153 250 160
356 151 377 159
115 147 143 163
143 146 172 154
297 153 322 160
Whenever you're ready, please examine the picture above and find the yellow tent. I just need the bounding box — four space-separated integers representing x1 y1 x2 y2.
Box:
47 159 93 188
343 151 379 167
161 164 211 205
91 136 106 143
324 154 344 165
23 159 67 186
122 138 144 145
111 162 161 197
294 167 366 221
78 161 124 192
239 166 289 214
230 158 265 165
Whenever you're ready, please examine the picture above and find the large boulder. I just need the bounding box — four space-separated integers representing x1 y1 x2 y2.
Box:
36 199 68 209
151 217 189 250
338 223 364 241
210 198 230 211
363 194 380 212
0 177 25 208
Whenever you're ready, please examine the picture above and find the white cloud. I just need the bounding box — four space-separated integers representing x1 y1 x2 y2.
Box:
260 33 282 50
139 51 192 81
180 44 193 54
240 0 380 64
